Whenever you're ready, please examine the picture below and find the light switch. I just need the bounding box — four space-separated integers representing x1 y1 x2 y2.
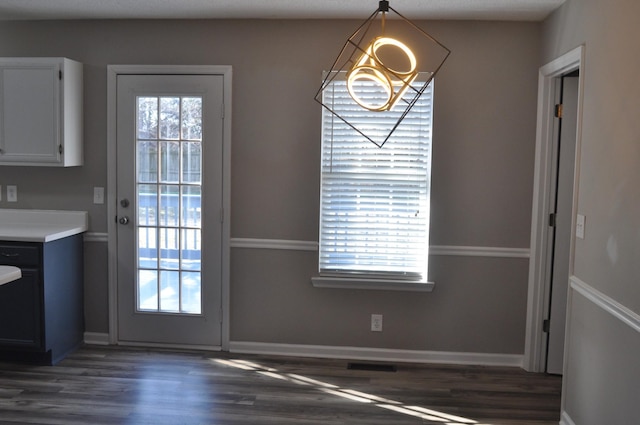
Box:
576 214 585 239
371 314 383 332
7 185 17 202
93 187 105 204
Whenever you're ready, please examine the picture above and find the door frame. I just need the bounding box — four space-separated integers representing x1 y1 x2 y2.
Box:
106 65 232 350
524 46 584 372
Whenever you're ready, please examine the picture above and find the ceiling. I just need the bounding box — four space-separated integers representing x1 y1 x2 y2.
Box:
0 0 565 22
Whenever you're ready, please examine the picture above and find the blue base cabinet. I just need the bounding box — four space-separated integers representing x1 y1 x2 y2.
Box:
0 234 84 364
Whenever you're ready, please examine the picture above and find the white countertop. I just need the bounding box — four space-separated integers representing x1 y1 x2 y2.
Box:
0 265 21 285
0 209 88 242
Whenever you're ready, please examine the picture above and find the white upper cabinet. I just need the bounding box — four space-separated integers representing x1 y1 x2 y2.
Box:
0 58 83 167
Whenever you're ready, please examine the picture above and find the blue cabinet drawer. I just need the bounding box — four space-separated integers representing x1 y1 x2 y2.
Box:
0 244 40 267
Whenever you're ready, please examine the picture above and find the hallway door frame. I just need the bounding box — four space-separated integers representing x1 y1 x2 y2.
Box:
524 46 584 373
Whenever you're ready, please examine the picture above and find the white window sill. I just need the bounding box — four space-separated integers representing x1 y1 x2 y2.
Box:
311 276 434 292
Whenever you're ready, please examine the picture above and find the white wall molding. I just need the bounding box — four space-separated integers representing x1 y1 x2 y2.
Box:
560 411 576 425
430 245 529 258
83 336 522 367
84 234 529 258
84 332 110 345
570 276 640 334
230 238 529 258
229 341 523 368
231 238 318 251
84 232 108 243
311 276 434 292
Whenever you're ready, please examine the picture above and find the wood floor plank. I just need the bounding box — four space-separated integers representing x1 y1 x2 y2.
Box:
0 345 561 424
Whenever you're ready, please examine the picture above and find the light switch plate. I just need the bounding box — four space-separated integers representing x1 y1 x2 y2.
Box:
93 187 105 204
371 314 383 332
576 214 585 239
7 185 17 202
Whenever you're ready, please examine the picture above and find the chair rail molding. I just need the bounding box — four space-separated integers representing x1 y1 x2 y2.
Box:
230 238 529 258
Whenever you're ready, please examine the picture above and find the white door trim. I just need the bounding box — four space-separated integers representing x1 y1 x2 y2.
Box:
106 65 232 351
524 46 584 372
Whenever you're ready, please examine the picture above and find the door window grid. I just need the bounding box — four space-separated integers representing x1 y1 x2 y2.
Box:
136 96 203 314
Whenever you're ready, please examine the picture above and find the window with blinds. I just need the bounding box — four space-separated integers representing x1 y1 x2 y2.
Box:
319 75 433 281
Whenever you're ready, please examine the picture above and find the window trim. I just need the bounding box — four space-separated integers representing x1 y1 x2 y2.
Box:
311 275 434 292
315 73 435 289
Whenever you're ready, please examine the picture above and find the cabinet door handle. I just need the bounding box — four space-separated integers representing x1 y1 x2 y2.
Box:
1 253 20 258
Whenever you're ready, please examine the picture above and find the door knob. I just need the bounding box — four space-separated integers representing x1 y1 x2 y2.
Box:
119 216 130 225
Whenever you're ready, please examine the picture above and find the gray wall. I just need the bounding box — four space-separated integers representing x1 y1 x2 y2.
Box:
542 0 640 423
0 19 540 355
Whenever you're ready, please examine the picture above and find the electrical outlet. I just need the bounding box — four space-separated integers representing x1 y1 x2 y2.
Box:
7 185 17 202
371 314 383 332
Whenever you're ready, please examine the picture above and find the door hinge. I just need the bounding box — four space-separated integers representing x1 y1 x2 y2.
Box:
219 207 224 223
554 103 563 118
58 144 63 155
543 319 550 333
549 213 556 227
221 103 225 119
59 70 63 80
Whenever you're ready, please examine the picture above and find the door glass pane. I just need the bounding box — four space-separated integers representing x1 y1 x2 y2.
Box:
136 95 203 315
137 97 158 139
160 270 180 312
137 141 158 183
160 141 180 183
159 184 179 227
182 271 201 314
181 97 202 141
182 142 201 184
138 269 158 311
181 229 201 271
159 97 180 140
181 186 201 227
138 184 157 226
159 227 179 270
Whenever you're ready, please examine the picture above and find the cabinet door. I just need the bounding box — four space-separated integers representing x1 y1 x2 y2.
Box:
0 62 62 164
0 268 42 349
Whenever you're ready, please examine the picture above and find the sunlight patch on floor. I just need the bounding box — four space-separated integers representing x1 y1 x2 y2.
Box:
213 358 493 425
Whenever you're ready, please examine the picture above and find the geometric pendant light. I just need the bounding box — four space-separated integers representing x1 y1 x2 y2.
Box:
314 0 451 147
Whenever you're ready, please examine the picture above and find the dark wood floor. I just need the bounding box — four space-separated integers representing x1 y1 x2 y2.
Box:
0 345 562 425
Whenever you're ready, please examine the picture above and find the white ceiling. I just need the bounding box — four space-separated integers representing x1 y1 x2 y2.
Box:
0 0 565 22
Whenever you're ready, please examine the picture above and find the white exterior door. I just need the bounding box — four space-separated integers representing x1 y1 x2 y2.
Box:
115 73 225 348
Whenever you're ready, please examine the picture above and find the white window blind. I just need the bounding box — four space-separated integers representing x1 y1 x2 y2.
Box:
319 75 433 281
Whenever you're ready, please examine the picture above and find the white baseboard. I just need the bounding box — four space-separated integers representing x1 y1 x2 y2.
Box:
560 411 576 425
83 334 523 367
84 332 110 345
229 341 523 367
